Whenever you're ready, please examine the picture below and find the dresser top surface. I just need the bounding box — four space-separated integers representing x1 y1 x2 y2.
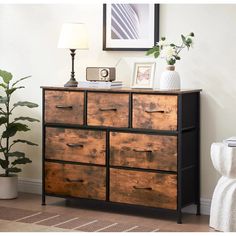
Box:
41 86 202 94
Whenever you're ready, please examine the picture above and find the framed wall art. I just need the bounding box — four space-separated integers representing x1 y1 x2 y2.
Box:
131 62 156 88
103 4 159 51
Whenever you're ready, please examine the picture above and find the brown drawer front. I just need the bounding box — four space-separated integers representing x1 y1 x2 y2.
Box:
110 132 177 171
87 92 129 127
133 94 178 130
110 169 177 210
45 162 106 200
45 90 84 124
45 127 106 165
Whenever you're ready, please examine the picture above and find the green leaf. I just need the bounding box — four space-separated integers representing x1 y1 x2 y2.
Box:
0 147 7 152
0 116 7 125
181 34 186 43
12 157 32 166
7 167 22 173
168 58 176 65
13 101 38 108
0 83 7 89
12 76 31 87
190 32 194 37
154 50 160 58
146 46 159 56
174 55 181 60
170 43 176 47
0 159 9 169
12 139 38 146
14 117 40 123
146 48 155 56
2 123 30 138
6 86 25 95
0 70 13 84
7 151 25 158
161 37 166 41
186 38 192 45
0 96 8 104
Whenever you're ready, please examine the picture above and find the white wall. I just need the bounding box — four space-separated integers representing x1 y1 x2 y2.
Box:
0 4 236 201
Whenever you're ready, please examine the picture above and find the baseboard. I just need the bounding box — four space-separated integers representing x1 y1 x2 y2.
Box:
182 198 211 216
18 178 211 215
18 177 42 195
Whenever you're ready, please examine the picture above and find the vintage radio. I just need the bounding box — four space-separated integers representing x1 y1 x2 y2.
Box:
86 67 116 82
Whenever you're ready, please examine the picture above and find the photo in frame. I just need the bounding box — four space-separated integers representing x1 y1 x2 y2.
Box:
131 62 156 88
103 4 159 51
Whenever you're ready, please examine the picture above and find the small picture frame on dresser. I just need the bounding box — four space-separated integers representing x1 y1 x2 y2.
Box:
131 62 156 88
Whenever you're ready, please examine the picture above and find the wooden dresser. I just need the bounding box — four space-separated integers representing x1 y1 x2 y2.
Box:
41 86 201 223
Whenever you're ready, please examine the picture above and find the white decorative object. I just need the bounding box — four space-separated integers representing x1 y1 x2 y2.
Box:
211 142 236 178
160 65 180 90
0 175 18 199
210 143 236 232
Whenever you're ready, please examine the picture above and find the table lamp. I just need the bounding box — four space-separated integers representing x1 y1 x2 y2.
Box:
58 23 88 87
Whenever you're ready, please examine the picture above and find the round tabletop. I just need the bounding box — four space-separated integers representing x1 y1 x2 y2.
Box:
211 142 236 178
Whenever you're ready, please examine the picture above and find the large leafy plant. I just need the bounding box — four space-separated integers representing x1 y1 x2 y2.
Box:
0 69 39 177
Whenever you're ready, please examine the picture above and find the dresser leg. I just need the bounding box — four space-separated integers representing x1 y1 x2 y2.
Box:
196 203 201 215
177 211 182 224
41 194 46 206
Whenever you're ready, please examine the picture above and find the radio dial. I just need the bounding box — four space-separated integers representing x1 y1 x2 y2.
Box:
100 69 109 78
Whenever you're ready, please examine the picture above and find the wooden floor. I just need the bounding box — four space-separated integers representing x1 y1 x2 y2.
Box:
0 192 214 232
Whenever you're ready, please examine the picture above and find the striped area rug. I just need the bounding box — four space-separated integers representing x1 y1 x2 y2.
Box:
0 206 159 232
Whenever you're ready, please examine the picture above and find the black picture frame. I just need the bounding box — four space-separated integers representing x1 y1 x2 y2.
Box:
103 4 159 51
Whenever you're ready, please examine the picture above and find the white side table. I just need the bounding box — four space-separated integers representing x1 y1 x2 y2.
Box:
210 143 236 232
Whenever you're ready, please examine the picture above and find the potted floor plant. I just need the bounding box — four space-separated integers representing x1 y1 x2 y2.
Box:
0 69 39 199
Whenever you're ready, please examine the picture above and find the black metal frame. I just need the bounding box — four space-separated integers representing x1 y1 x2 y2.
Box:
45 191 178 215
177 94 182 223
41 89 46 206
106 130 110 202
196 92 201 215
41 88 201 224
103 4 160 51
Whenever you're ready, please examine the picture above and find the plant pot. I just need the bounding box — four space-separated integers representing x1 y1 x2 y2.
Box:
0 174 18 199
160 65 180 90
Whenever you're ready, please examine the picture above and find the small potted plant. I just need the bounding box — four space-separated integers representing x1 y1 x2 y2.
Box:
0 69 39 199
146 32 194 90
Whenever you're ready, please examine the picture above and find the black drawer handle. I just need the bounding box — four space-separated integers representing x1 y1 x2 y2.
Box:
133 186 152 191
133 148 152 153
55 105 73 109
145 109 169 113
66 143 84 148
65 178 84 183
99 107 117 111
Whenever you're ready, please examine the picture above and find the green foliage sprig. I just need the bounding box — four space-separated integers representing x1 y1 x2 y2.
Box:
0 69 39 177
146 32 195 65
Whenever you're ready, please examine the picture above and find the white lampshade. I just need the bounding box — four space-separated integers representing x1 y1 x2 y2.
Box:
58 23 88 49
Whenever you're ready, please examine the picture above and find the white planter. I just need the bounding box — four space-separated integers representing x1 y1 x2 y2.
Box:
160 65 180 90
0 175 18 199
